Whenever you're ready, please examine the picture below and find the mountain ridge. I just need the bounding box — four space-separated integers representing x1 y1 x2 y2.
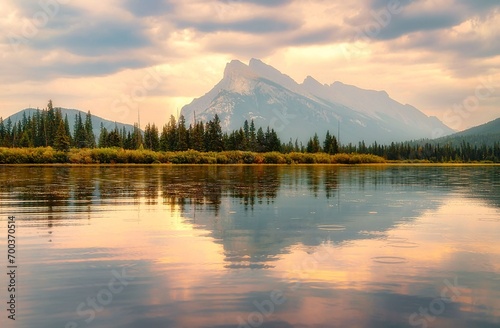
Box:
181 58 455 144
429 117 500 147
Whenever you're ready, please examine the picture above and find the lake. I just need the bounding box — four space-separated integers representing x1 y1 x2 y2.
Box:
0 165 499 328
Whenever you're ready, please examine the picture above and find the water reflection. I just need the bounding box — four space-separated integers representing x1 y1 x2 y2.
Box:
2 166 499 210
0 166 499 328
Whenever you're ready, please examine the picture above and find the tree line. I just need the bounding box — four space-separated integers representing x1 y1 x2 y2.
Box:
138 114 283 153
340 140 500 163
0 100 95 151
1 101 498 162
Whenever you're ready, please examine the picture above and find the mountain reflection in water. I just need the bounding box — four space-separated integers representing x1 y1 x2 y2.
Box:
0 165 499 328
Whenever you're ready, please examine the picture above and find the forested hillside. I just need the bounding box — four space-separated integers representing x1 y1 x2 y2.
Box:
1 101 498 163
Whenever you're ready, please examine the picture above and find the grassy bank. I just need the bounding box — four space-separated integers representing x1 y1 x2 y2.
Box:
0 147 386 165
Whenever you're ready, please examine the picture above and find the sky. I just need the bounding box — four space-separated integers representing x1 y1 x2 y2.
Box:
0 0 499 131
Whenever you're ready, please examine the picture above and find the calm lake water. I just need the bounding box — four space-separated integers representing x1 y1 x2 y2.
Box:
0 165 499 328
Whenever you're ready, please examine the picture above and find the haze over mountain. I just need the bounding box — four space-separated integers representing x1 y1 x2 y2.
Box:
5 96 496 149
181 59 454 144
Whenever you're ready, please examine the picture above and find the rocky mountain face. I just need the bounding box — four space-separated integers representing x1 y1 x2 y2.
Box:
180 59 454 144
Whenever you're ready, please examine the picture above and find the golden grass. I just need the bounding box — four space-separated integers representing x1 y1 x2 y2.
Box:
0 147 388 165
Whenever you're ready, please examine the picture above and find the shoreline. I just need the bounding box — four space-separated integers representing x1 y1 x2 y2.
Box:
0 162 498 167
0 147 498 166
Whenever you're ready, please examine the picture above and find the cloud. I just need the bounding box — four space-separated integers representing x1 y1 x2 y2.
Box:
0 50 153 82
219 0 293 6
457 0 500 14
0 0 498 130
7 0 83 26
7 0 62 17
346 2 465 40
288 27 348 46
404 30 500 61
123 0 175 17
389 7 500 64
206 33 277 58
32 19 152 56
177 17 300 34
55 59 150 77
374 11 463 40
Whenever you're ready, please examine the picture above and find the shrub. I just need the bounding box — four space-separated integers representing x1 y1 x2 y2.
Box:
91 148 118 163
332 153 350 164
0 148 385 165
69 148 94 164
314 153 332 164
54 151 69 163
222 151 244 164
216 154 229 164
115 150 130 164
253 154 265 164
287 152 304 163
263 152 286 164
242 152 255 164
303 154 316 164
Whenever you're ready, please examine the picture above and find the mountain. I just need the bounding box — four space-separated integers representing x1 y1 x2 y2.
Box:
430 117 500 147
181 58 454 144
4 108 137 140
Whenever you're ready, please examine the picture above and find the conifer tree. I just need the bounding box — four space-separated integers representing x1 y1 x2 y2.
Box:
307 133 321 153
256 127 266 152
73 112 87 148
242 120 250 150
46 100 56 146
190 121 205 151
0 118 5 147
106 125 122 148
54 119 70 151
98 123 108 148
132 123 143 149
166 115 178 151
177 115 188 151
323 131 338 154
249 120 257 151
206 114 223 151
84 111 96 148
144 123 160 151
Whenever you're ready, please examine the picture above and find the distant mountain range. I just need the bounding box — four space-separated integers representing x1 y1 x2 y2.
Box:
4 60 498 147
180 58 455 144
5 108 136 140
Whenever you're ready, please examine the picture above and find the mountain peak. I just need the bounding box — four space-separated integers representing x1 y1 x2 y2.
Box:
249 58 265 67
303 75 323 87
248 58 302 94
224 60 255 79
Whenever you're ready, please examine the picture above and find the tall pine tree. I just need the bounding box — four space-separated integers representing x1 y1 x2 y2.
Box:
84 111 96 148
